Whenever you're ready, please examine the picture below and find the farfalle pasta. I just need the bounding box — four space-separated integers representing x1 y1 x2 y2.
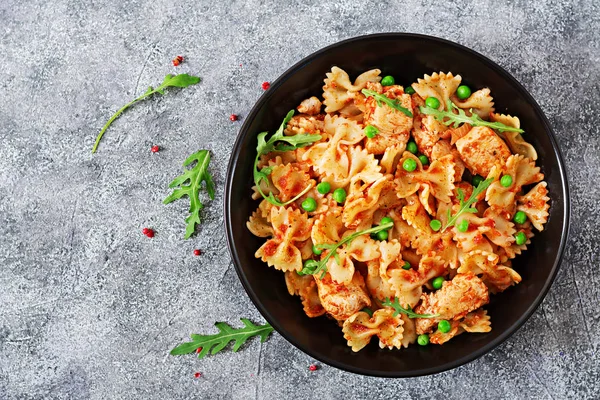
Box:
246 67 550 351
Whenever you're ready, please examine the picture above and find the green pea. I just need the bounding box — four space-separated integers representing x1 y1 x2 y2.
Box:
500 174 513 188
301 197 317 212
432 276 445 290
425 97 441 109
430 219 442 231
316 182 331 195
406 141 418 154
376 230 389 241
418 155 429 165
456 85 472 100
515 231 527 246
333 188 346 204
312 245 322 255
438 320 451 333
405 86 415 95
364 125 379 139
381 75 395 86
380 216 394 226
513 210 527 225
457 219 469 233
472 175 484 187
403 158 417 172
417 334 430 346
402 261 411 270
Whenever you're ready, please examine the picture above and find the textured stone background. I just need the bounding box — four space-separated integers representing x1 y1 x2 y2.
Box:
1 0 599 399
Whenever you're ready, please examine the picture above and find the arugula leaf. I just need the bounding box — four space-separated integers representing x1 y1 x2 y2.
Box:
170 319 274 359
420 99 524 133
361 89 413 117
382 297 439 319
300 222 394 278
164 149 215 239
443 177 494 231
92 73 201 153
253 110 322 206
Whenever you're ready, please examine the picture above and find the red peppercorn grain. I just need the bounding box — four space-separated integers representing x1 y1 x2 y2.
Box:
309 364 318 371
193 249 202 256
196 347 203 353
151 145 160 153
143 228 155 238
261 81 270 90
194 372 202 378
172 55 184 66
229 114 238 121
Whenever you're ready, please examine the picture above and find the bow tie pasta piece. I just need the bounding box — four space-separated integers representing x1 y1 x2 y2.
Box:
343 176 389 229
411 72 462 112
517 182 550 231
362 82 413 155
314 271 371 321
296 96 323 116
311 204 344 248
342 309 405 352
457 250 522 294
323 67 382 114
490 113 537 161
412 232 458 269
301 115 366 182
455 126 512 178
284 272 325 318
247 204 274 238
401 194 435 235
485 154 544 210
270 163 315 203
414 273 490 335
429 309 491 345
387 256 447 309
413 154 456 203
394 153 421 198
366 260 397 305
380 144 405 175
394 152 455 204
255 207 313 272
482 207 517 248
450 87 495 119
451 212 495 254
387 208 419 247
326 233 381 285
500 221 535 260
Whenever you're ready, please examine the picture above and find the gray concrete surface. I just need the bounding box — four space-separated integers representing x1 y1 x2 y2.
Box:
1 0 599 399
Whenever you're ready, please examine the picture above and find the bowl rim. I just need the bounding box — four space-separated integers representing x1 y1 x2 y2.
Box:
224 32 570 377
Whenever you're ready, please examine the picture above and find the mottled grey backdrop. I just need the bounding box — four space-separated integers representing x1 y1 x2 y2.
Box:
0 0 598 399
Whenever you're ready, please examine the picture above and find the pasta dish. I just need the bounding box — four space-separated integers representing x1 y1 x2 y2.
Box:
246 67 550 351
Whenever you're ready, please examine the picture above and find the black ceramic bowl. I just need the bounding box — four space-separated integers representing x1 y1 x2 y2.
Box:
224 33 569 377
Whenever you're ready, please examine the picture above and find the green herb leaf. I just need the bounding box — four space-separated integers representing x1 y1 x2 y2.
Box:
420 99 524 133
300 222 394 277
443 177 493 231
92 73 201 153
361 89 413 117
170 319 274 358
382 297 439 319
163 149 215 239
253 110 321 206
